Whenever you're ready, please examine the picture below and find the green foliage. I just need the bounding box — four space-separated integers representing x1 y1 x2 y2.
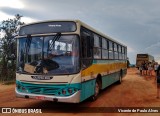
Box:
0 14 24 82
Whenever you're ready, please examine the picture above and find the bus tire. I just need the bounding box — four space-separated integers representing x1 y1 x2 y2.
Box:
90 79 100 101
118 70 122 84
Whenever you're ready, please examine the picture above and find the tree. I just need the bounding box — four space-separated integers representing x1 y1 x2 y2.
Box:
0 14 24 82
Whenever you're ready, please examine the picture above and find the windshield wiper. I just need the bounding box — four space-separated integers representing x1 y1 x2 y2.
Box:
31 33 61 74
49 32 61 49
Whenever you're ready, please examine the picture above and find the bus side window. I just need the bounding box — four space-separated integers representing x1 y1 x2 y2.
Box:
114 43 118 59
81 28 93 68
93 34 101 59
118 45 122 59
81 31 93 58
125 47 127 59
109 41 113 59
122 46 125 59
102 38 108 59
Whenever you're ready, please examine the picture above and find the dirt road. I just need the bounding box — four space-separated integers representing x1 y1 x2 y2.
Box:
0 68 160 116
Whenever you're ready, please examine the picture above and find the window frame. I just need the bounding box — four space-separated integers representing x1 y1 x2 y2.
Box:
93 33 102 59
101 37 109 59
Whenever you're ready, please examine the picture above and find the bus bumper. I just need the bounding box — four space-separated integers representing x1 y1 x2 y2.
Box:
15 88 81 103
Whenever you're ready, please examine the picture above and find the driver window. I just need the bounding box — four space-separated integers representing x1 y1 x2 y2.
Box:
81 27 93 68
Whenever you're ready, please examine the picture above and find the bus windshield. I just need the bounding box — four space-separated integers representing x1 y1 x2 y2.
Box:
17 35 80 75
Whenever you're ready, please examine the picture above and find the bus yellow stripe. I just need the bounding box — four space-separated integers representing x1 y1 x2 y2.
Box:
81 62 127 77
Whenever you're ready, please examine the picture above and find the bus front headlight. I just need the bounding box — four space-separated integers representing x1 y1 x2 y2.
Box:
68 88 73 94
62 89 67 95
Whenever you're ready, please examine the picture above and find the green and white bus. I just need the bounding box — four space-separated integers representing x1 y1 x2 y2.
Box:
15 20 127 103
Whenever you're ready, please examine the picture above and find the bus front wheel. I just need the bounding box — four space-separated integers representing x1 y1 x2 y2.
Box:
90 79 100 101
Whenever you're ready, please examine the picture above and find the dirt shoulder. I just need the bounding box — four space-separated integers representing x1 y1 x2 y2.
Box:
0 68 160 116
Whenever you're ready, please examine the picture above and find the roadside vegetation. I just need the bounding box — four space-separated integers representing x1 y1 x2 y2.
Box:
0 14 24 84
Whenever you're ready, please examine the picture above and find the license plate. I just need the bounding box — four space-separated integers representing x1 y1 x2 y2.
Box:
35 96 45 100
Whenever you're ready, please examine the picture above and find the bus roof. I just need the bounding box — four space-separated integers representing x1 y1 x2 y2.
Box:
136 54 154 61
19 19 126 47
77 20 126 47
137 53 153 57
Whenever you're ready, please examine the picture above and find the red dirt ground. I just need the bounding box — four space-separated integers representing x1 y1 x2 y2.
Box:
0 68 160 116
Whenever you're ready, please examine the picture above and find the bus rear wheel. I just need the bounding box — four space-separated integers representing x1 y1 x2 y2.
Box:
118 71 122 84
90 79 100 101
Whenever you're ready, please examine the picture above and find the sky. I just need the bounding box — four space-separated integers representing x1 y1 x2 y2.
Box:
0 0 160 64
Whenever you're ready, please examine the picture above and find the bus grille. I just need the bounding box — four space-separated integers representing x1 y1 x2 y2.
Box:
19 82 66 95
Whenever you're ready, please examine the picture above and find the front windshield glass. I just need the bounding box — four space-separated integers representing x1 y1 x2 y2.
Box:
17 35 80 75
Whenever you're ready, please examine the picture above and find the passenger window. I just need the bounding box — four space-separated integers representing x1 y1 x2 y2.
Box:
109 51 113 59
94 34 100 47
109 41 113 59
125 47 127 59
93 34 101 59
114 43 117 52
102 38 108 49
102 38 108 59
93 47 101 59
109 41 113 51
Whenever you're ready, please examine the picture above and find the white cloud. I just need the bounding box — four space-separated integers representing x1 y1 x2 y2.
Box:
127 46 135 53
145 42 160 51
0 0 24 9
21 17 38 24
0 11 38 25
0 11 14 21
1 0 160 64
